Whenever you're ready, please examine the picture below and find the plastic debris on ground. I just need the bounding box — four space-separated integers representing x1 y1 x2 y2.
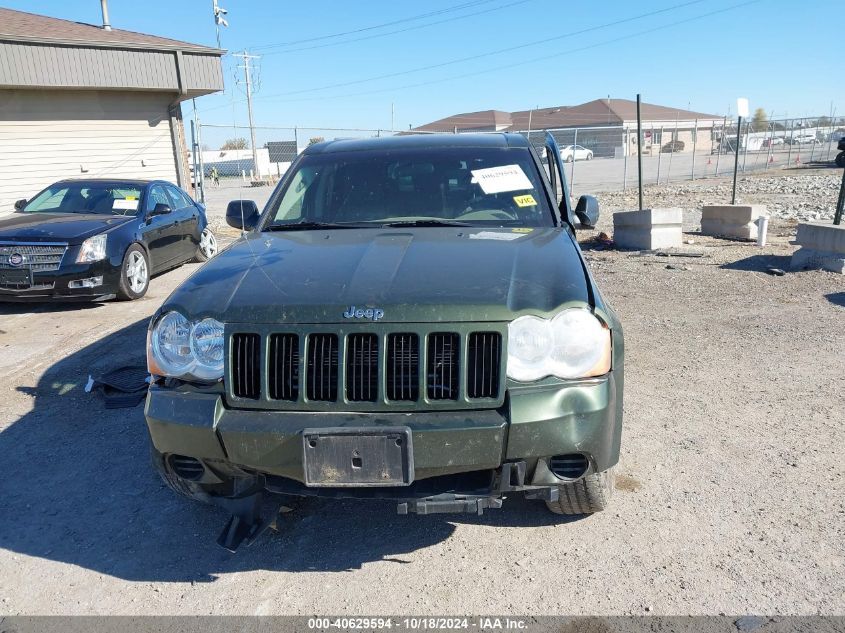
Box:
85 365 150 408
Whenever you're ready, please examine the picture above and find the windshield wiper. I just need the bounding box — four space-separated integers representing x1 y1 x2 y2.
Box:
265 221 373 231
380 219 471 227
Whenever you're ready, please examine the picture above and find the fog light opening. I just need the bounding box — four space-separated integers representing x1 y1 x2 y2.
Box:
168 454 205 481
68 276 104 289
548 454 589 480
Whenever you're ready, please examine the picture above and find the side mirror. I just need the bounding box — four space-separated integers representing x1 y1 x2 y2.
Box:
574 195 599 229
226 200 260 230
14 199 27 211
150 202 171 216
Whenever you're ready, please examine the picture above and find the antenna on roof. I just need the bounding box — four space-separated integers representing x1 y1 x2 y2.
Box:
100 0 112 30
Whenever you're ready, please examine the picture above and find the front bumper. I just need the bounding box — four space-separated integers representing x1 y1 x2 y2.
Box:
144 372 622 496
0 260 121 302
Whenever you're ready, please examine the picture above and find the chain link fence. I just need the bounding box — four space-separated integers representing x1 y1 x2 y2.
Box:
195 117 845 204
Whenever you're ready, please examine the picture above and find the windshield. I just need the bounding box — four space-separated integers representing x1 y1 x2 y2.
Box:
22 183 144 216
266 146 555 229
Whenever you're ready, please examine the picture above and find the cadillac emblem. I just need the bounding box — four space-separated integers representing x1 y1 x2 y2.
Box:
8 253 24 267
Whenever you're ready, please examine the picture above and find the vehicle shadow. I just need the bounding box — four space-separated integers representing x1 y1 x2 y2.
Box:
825 292 845 307
0 301 106 315
0 319 565 582
720 254 792 273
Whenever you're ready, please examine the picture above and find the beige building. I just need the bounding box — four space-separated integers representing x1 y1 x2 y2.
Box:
0 7 224 213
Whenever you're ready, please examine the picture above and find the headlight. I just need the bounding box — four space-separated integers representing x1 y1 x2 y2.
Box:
507 309 611 381
76 234 107 263
148 311 224 381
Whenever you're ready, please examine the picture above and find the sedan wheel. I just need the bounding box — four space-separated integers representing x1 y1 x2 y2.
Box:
117 244 150 301
194 228 218 262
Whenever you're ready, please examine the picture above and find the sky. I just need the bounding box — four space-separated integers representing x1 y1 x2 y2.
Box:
5 0 843 145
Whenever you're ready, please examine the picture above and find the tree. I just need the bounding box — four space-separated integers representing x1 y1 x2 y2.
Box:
308 136 325 146
221 137 248 150
751 108 768 132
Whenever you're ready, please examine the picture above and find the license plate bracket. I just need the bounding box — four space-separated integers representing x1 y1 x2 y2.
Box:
0 268 31 288
302 427 414 487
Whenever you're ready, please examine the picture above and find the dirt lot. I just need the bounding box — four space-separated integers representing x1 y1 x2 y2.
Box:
0 171 843 616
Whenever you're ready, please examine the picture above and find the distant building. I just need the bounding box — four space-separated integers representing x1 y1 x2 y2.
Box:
0 7 224 212
413 99 723 157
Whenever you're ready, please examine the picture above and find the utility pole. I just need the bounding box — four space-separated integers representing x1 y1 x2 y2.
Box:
234 50 260 177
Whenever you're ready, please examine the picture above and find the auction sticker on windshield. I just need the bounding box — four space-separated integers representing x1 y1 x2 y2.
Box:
471 164 533 194
113 199 139 211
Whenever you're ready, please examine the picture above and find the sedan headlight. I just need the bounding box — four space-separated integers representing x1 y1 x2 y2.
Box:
507 308 611 382
148 311 224 381
76 234 107 263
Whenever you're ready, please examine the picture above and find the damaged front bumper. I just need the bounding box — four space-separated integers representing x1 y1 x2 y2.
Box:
145 373 622 549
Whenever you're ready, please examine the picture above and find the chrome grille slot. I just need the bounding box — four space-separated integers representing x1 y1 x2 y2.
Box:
467 332 501 399
0 242 67 272
232 333 261 399
268 334 299 401
307 334 339 401
387 333 419 402
427 332 459 401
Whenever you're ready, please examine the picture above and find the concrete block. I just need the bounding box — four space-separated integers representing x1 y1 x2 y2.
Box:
790 222 845 273
613 208 682 250
701 204 767 240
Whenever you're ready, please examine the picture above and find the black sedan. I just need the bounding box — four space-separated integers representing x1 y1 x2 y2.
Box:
0 179 218 302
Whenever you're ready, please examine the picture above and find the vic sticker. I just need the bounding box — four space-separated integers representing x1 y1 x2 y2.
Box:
513 195 537 207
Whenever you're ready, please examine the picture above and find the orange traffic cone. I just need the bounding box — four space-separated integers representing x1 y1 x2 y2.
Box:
768 155 774 164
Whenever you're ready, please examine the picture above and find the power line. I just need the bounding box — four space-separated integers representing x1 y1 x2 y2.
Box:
259 0 534 56
261 0 707 96
200 0 761 115
250 0 501 51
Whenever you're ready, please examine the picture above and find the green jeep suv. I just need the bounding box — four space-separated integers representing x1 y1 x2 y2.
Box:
144 133 623 550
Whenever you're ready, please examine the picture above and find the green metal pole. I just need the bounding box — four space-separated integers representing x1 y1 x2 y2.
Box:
834 165 845 225
731 116 742 205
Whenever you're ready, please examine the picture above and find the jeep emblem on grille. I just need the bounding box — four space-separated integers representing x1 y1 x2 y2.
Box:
343 305 384 321
8 253 24 267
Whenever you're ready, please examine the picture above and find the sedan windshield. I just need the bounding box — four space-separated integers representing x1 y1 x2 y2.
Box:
267 146 555 229
23 183 143 216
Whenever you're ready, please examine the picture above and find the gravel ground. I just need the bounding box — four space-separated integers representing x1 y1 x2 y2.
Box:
0 171 843 616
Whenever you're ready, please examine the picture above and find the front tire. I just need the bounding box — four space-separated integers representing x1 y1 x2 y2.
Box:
586 152 593 161
545 467 614 515
194 227 218 263
836 152 845 168
565 155 573 163
116 244 149 301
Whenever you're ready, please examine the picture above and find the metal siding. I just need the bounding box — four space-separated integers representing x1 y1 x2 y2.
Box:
0 90 179 214
0 42 200 91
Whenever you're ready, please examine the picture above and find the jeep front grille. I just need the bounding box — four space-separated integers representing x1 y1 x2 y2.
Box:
227 325 505 411
0 242 67 272
427 332 460 401
268 333 299 401
387 333 419 402
306 333 339 401
346 333 378 402
232 333 261 399
467 332 502 399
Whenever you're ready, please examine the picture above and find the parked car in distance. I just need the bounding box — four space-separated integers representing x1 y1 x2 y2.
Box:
661 140 685 153
785 134 818 145
0 179 217 302
761 137 784 148
144 132 624 550
559 144 593 162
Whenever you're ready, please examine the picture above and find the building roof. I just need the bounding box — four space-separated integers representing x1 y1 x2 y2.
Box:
416 99 723 133
413 110 513 133
0 7 223 54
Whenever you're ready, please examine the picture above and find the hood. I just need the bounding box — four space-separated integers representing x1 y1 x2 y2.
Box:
163 227 591 324
0 212 134 243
